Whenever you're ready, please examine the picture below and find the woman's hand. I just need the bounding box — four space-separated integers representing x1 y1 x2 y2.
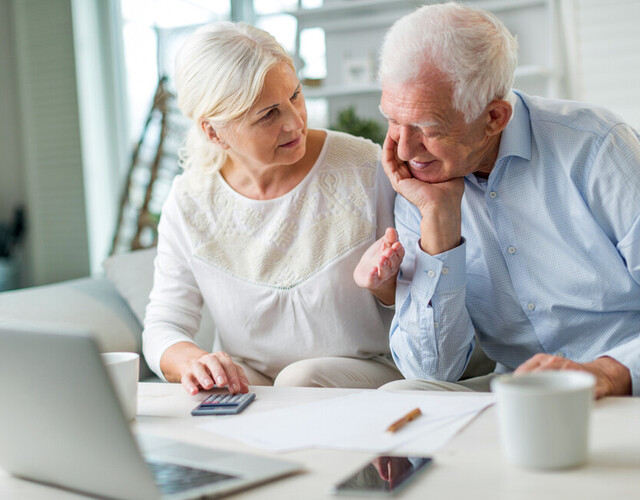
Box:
353 227 405 305
160 342 250 395
181 351 250 396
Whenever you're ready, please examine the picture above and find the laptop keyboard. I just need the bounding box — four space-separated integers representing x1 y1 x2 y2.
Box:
147 460 237 495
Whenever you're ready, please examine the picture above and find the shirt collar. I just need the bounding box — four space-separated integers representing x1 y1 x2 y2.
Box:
495 90 532 163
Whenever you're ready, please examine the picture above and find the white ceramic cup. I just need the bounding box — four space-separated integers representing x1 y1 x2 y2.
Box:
101 352 140 421
491 370 595 470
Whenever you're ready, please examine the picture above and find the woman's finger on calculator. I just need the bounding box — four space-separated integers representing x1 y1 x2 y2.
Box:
208 352 248 394
184 357 217 393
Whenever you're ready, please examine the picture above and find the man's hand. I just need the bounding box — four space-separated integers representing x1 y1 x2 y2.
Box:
354 227 405 305
515 354 632 399
381 134 464 255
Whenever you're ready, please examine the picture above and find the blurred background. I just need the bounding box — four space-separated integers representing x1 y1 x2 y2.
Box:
1 0 639 291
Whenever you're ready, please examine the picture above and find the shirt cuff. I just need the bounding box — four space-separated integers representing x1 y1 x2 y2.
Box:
600 342 640 397
411 238 466 296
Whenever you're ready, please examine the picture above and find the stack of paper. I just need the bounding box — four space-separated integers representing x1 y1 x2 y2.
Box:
199 391 494 454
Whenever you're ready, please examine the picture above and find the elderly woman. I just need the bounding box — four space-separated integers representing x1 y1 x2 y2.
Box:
142 22 403 395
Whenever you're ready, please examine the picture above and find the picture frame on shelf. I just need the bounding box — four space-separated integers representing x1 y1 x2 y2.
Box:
342 56 375 85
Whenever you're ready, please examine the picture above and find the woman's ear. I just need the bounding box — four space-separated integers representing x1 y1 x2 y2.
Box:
200 119 228 149
485 99 513 137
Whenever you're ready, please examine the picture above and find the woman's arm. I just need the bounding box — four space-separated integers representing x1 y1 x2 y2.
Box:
143 185 248 394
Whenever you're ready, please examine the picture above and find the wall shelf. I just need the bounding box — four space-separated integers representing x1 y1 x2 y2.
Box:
303 82 380 99
290 0 566 127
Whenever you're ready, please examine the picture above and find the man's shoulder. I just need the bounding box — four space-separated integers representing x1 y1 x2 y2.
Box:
515 91 626 138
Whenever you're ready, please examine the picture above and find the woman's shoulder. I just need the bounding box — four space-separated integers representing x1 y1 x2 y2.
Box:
323 129 381 150
170 165 225 220
320 129 381 167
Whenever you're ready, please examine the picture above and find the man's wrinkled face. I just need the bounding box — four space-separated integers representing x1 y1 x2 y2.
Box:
380 72 493 183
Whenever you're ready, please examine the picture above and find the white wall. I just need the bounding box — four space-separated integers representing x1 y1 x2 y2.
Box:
71 0 129 275
577 0 640 130
3 0 90 286
0 0 25 254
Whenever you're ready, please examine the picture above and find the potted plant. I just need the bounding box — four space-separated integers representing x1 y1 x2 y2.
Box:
330 106 386 146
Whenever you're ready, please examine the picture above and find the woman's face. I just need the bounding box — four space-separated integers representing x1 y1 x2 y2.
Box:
220 62 308 171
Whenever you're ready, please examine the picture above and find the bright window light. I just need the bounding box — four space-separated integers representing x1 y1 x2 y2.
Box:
299 27 326 79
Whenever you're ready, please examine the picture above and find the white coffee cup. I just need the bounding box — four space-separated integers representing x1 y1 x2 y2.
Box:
491 370 595 470
101 352 140 421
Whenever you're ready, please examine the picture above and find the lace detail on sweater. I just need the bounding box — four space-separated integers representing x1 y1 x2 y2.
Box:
174 132 379 288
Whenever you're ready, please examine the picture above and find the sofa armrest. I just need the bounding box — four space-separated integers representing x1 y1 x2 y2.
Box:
0 277 155 380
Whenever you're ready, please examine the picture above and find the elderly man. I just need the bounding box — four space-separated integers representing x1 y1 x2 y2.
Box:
356 2 640 398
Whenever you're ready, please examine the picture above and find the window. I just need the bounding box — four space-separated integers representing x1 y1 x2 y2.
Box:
115 0 329 252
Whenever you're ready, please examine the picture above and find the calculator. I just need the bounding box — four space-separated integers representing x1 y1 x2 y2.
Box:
191 392 256 416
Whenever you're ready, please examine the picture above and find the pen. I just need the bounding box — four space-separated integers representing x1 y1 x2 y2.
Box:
386 407 422 433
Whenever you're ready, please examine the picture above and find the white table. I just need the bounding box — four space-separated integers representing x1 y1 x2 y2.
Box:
2 383 640 499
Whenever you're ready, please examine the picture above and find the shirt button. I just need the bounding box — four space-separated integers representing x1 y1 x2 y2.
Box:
434 322 440 328
441 267 449 275
507 246 516 254
527 303 535 311
554 351 565 358
427 270 435 278
489 191 497 199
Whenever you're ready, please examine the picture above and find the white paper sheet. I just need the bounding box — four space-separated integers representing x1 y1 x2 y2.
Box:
199 391 495 454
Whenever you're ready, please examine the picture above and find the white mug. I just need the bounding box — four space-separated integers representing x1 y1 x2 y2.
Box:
491 370 595 470
101 352 139 421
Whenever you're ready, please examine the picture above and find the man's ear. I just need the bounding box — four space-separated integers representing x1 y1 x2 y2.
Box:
485 99 512 137
200 119 228 149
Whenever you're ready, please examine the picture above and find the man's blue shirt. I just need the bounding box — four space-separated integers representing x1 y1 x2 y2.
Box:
391 90 640 395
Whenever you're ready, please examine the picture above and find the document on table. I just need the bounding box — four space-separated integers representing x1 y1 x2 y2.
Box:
198 391 495 454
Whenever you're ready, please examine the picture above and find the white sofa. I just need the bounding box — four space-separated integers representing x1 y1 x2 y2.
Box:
0 248 217 381
0 248 494 382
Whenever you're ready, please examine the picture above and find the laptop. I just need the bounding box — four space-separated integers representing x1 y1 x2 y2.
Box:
0 322 302 499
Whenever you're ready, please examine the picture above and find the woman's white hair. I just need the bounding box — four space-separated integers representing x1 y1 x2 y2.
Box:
175 22 293 171
379 2 518 123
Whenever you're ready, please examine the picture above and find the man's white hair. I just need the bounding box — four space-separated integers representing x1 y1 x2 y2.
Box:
379 2 518 123
175 22 293 171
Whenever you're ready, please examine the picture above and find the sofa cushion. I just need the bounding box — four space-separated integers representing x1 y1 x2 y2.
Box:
0 276 141 353
103 248 218 352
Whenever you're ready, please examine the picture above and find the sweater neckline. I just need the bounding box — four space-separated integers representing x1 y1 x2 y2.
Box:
214 129 332 204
